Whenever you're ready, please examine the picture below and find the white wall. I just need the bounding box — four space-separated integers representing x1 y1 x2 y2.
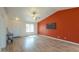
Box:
8 20 38 37
0 8 8 49
8 20 26 37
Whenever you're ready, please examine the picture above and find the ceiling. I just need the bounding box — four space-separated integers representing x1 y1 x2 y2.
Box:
5 7 72 23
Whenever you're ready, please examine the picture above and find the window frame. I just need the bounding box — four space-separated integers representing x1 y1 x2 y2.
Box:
26 24 34 32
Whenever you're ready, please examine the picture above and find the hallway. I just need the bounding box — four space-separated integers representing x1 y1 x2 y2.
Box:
3 35 79 52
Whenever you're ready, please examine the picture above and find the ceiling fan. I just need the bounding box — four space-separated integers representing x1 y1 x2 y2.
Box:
31 8 40 20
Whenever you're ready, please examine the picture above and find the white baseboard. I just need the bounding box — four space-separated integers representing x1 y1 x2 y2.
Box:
39 35 79 46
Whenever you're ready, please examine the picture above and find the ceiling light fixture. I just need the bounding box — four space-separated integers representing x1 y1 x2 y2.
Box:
16 17 19 20
30 8 40 20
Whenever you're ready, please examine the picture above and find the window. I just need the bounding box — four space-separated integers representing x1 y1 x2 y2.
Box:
26 24 34 32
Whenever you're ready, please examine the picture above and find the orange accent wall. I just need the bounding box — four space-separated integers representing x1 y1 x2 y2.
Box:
38 8 79 43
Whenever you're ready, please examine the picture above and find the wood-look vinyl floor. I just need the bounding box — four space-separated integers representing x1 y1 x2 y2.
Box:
2 35 79 52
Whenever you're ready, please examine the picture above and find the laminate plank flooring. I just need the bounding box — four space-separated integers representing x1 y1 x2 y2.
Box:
2 35 79 52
